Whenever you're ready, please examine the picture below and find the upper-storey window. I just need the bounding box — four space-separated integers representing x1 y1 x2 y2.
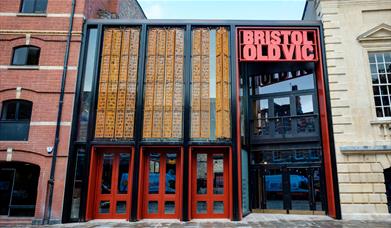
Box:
369 52 391 118
0 100 33 141
20 0 47 13
11 46 40 66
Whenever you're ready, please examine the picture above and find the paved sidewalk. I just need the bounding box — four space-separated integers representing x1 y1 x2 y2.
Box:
4 214 391 228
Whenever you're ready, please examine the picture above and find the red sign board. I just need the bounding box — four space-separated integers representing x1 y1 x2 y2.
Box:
238 29 318 62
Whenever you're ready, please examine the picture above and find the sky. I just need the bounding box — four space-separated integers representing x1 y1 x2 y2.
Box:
138 0 307 20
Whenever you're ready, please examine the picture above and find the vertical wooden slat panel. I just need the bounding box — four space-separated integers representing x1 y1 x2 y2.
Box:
124 28 140 138
152 30 166 138
104 29 122 138
191 29 201 138
95 29 113 138
115 29 130 138
215 29 223 138
200 29 210 139
222 28 231 138
172 29 184 138
163 29 175 138
143 29 157 138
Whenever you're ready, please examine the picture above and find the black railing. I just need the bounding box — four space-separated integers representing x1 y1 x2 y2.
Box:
0 120 30 141
251 114 319 140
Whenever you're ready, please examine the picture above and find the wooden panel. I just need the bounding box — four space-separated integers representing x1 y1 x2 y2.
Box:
143 28 184 139
95 27 140 139
215 27 231 139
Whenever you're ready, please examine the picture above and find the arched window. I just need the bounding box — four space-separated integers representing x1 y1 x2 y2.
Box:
20 0 47 14
0 162 40 217
11 46 40 66
0 100 32 141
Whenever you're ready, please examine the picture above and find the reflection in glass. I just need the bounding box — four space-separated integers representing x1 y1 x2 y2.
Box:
117 153 130 194
274 97 291 134
101 153 113 194
196 201 207 214
296 95 315 134
257 74 315 95
213 201 224 214
213 154 224 194
197 154 207 194
265 169 284 210
313 168 323 211
164 201 175 214
254 99 269 136
149 153 160 194
148 201 158 214
165 153 177 194
77 28 97 141
99 201 110 214
116 201 126 214
290 168 310 210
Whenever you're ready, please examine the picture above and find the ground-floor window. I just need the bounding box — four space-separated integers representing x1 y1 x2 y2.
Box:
0 162 39 217
384 167 391 213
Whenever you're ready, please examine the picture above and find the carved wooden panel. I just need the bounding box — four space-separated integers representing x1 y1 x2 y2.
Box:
95 27 140 140
143 28 184 139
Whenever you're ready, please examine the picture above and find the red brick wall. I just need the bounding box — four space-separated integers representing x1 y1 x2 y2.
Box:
0 0 83 223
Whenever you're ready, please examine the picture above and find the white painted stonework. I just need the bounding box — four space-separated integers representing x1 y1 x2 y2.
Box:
305 0 391 215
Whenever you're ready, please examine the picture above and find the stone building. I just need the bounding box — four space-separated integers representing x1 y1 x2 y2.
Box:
0 0 145 225
303 0 391 216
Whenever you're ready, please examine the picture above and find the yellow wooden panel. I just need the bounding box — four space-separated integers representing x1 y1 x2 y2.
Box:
172 111 182 138
192 56 201 82
152 110 163 138
201 29 210 56
192 29 201 56
129 28 140 56
191 111 200 138
124 111 135 138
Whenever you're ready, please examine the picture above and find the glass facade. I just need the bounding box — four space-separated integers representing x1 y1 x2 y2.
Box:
63 23 336 222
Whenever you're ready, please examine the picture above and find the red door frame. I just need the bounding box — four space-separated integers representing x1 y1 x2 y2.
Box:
86 146 134 220
137 146 183 219
235 27 338 218
190 147 230 219
189 146 232 220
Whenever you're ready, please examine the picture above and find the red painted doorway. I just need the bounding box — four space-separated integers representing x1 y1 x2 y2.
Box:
142 148 182 219
191 149 229 218
93 148 133 219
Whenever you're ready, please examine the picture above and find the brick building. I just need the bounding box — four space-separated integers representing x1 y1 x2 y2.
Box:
303 0 391 217
0 0 145 225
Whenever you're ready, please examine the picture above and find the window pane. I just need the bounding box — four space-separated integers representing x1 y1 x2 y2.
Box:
368 53 376 63
18 102 32 120
373 86 380 95
70 148 86 220
196 201 207 214
116 201 126 214
376 53 384 63
100 153 113 194
117 153 130 194
196 153 207 194
99 201 110 214
213 201 224 214
371 74 379 84
374 97 381 106
2 102 17 120
26 47 39 65
148 201 158 214
149 152 160 194
213 154 224 194
12 47 28 65
35 0 47 13
165 153 176 194
164 201 175 214
21 0 35 13
384 107 391 117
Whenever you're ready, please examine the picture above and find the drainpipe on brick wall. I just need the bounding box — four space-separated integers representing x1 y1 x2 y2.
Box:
43 0 76 224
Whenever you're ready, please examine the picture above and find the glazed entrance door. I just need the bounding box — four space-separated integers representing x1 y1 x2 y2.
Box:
143 151 180 218
192 151 229 218
254 165 324 213
94 151 131 219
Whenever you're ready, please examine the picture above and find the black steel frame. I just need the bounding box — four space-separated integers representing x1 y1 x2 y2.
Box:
62 19 341 223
